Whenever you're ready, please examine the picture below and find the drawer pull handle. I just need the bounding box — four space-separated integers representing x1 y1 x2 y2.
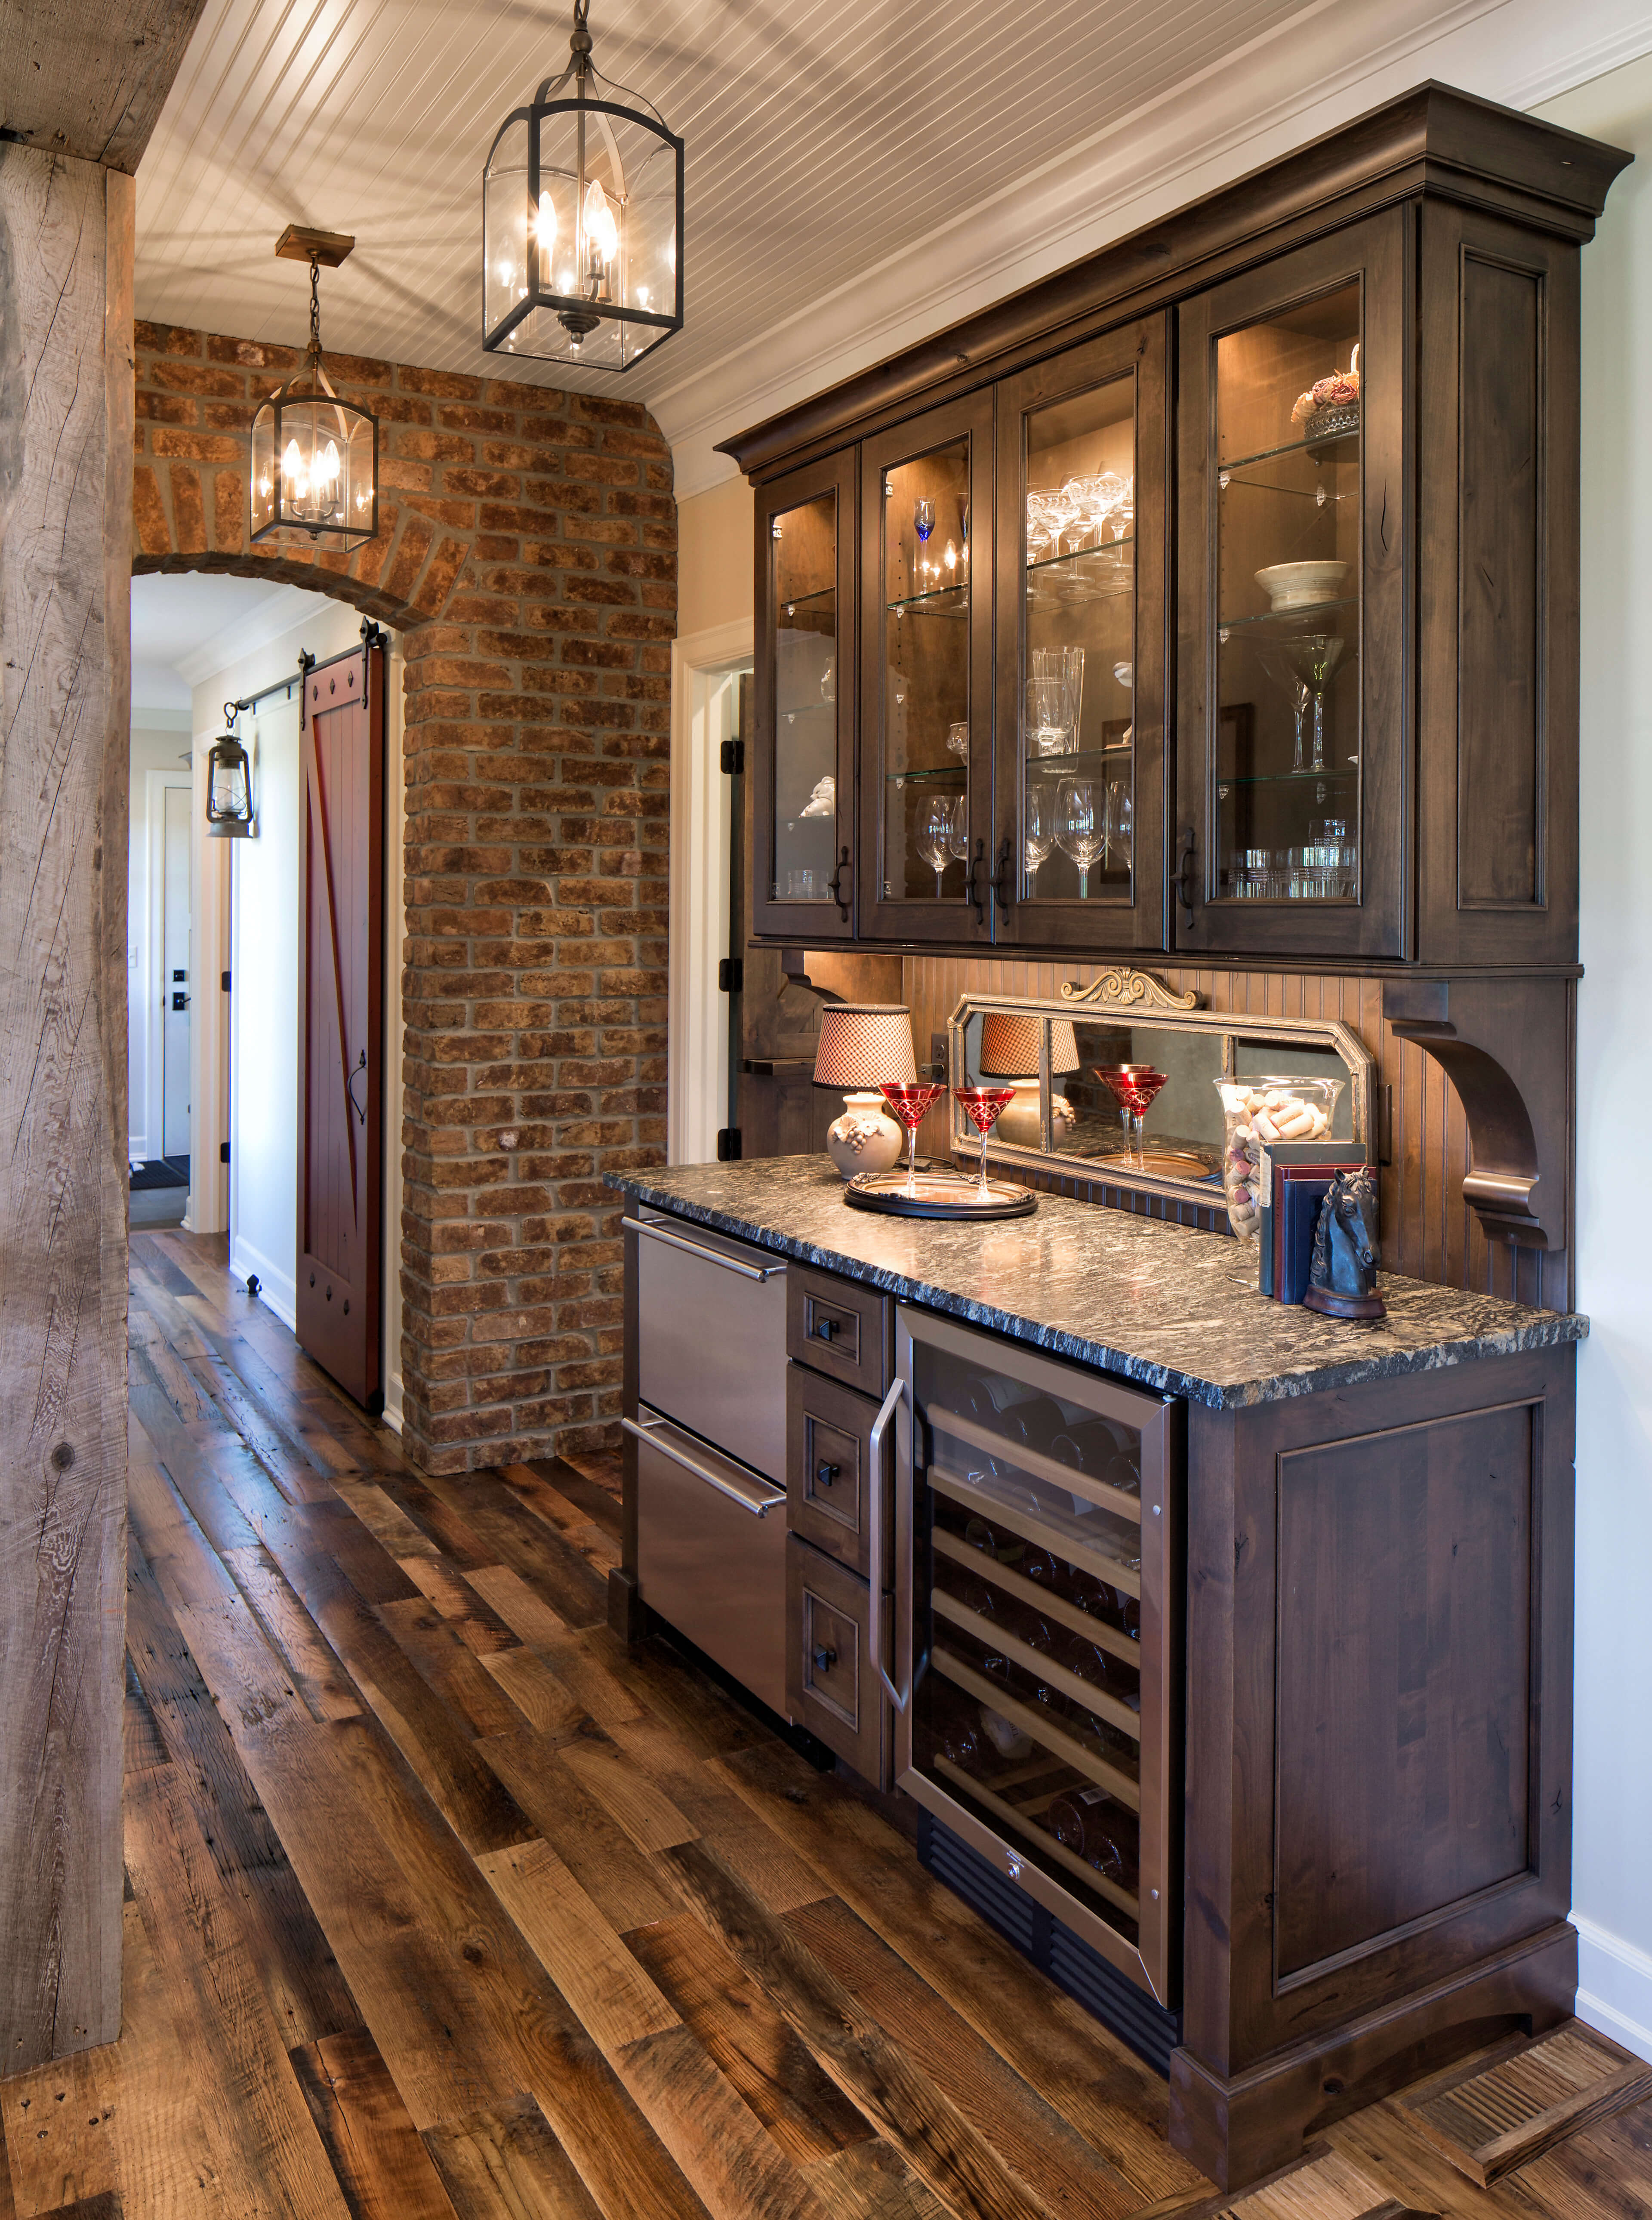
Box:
620 1414 783 1517
812 1646 838 1672
815 1317 837 1341
816 1461 839 1487
628 1216 785 1281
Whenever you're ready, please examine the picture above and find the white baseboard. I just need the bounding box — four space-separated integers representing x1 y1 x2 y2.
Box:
382 1372 404 1435
229 1233 296 1332
1573 1913 1652 2062
129 1135 149 1163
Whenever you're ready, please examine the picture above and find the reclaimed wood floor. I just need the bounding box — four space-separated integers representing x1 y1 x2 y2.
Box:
1 1227 1647 2220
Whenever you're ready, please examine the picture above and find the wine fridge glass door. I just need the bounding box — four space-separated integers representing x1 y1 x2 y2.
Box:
893 1304 1179 2004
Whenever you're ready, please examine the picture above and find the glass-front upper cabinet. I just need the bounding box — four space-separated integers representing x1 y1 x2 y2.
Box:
858 394 995 944
1176 213 1406 959
994 318 1168 949
753 450 857 940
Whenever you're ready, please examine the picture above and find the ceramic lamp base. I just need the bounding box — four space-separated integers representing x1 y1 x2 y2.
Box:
826 1093 905 1179
992 1080 1076 1150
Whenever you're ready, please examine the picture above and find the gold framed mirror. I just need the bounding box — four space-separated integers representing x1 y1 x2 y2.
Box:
946 967 1375 1214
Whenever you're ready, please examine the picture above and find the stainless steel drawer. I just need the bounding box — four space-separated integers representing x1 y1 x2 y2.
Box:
631 1209 788 1484
627 1405 787 1717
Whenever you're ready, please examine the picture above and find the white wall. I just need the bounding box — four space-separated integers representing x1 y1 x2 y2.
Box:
127 715 193 1161
187 602 408 1428
229 698 300 1324
1537 57 1652 2061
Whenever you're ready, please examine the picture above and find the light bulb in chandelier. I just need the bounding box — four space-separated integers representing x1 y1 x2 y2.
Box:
581 177 617 281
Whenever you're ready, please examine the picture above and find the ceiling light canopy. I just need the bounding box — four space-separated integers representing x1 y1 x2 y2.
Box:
482 0 683 373
250 228 379 552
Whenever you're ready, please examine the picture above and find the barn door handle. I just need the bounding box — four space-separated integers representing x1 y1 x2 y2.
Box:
346 1050 367 1125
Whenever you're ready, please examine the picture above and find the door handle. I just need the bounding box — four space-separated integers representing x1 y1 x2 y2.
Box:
965 839 986 925
992 836 1013 922
346 1048 368 1124
1176 826 1198 924
866 1375 908 1712
827 846 851 924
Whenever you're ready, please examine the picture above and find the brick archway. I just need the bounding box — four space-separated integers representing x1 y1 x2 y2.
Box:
134 323 676 1472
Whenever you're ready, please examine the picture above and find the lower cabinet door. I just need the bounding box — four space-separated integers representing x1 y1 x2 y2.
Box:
786 1533 891 1787
787 1363 887 1577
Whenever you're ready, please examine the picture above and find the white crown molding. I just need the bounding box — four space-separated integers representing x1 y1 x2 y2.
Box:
660 0 1652 499
174 582 334 689
129 701 195 733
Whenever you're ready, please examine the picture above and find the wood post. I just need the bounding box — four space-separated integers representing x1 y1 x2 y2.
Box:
0 142 134 2070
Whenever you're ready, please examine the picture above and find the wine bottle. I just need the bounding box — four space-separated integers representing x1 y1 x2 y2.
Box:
1048 1787 1137 1888
1062 1633 1142 1712
963 1514 1026 1569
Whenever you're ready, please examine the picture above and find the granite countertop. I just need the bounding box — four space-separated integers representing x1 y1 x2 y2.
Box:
606 1156 1586 1410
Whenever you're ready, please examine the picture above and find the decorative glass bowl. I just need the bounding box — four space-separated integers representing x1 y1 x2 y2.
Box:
1214 1076 1346 1240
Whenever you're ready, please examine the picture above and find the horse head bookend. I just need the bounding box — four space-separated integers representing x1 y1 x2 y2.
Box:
1303 1168 1386 1321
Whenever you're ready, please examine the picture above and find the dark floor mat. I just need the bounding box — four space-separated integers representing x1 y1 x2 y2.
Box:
131 1156 189 1191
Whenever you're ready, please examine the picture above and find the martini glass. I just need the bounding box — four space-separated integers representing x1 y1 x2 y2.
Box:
881 1082 945 1196
954 1086 1017 1200
1094 1064 1168 1167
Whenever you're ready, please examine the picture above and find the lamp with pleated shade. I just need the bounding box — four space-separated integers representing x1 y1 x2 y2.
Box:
812 1004 917 1178
975 1011 1080 1147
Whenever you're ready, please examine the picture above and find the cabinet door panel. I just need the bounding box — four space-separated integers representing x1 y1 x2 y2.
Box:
753 450 857 940
1417 204 1578 965
1176 210 1409 960
858 393 995 944
993 315 1169 950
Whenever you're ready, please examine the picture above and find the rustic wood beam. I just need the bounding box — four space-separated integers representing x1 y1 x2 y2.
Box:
0 139 133 2070
0 0 208 172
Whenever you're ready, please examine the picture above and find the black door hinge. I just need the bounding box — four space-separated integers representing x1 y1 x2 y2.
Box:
716 1128 743 1161
718 956 743 993
719 738 744 774
221 969 232 992
219 1141 231 1165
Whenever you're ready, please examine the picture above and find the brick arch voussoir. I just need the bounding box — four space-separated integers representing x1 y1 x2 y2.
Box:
132 548 426 635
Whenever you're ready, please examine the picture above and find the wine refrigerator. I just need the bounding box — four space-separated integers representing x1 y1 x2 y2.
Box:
887 1305 1183 2005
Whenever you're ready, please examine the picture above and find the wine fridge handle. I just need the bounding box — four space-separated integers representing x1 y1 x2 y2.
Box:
867 1374 908 1712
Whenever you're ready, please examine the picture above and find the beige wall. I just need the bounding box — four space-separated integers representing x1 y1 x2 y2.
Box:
677 475 754 637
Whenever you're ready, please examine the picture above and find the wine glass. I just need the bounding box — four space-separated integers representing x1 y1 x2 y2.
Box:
946 720 969 759
954 1087 1017 1200
1094 1064 1168 1167
1042 481 1081 560
946 792 970 866
916 796 953 896
1023 781 1054 895
1106 782 1133 871
881 1081 945 1196
1056 778 1104 898
1108 476 1135 541
914 498 935 544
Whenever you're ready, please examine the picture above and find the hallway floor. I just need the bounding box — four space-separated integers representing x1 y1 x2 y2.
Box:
1 1229 1646 2220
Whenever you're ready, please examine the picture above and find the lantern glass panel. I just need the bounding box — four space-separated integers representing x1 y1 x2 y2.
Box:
210 743 249 819
484 114 533 340
251 405 277 537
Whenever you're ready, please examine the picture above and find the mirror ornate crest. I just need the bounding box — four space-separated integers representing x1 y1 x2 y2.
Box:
946 966 1375 1214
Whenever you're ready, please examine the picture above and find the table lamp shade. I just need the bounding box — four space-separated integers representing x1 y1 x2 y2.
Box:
978 1013 1080 1077
812 1005 918 1090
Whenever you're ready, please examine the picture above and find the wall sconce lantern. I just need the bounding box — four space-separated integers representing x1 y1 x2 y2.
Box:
481 0 683 372
250 227 379 551
205 712 254 838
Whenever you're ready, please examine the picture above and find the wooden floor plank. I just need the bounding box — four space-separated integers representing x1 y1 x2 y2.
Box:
660 1837 1065 2220
185 1348 338 1505
222 1545 364 1722
289 2029 462 2220
423 2096 605 2220
800 2140 952 2220
410 1471 610 1632
560 1734 702 1856
462 1563 571 1650
476 1650 591 1741
477 1733 684 1935
479 1838 681 2055
378 1599 527 1740
122 1656 170 1776
515 1458 623 1545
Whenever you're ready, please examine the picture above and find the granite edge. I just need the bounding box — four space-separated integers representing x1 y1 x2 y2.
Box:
606 1171 1587 1411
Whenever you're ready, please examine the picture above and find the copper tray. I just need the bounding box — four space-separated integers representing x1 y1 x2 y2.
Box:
844 1169 1037 1221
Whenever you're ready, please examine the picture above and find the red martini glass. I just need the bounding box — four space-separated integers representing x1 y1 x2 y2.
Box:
954 1086 1017 1199
881 1081 945 1195
1094 1063 1168 1168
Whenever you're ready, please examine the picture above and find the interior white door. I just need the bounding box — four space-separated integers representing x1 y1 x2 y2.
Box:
161 783 192 1159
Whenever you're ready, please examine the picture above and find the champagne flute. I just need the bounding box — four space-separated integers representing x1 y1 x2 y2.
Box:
1023 781 1054 895
1056 777 1104 898
916 796 953 897
881 1081 944 1196
954 1086 1017 1200
914 498 935 544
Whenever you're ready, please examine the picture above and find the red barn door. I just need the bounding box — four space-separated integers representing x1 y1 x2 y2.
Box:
296 635 385 1410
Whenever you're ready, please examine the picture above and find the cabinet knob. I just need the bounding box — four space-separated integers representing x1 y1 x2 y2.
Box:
812 1645 837 1673
815 1317 836 1341
816 1461 839 1488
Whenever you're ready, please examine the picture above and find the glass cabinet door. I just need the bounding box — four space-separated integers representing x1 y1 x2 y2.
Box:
753 450 856 939
858 394 994 944
994 318 1168 948
1176 213 1406 959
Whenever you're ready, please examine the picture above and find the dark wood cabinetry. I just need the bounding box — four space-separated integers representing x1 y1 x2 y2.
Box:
725 85 1627 973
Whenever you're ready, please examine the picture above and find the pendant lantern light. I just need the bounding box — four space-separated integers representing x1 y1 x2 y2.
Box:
481 0 683 372
250 227 379 552
205 711 255 838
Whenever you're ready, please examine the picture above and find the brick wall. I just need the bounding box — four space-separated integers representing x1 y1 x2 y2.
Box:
131 322 675 1471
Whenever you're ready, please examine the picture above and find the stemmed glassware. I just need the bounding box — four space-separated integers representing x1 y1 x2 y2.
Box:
1056 777 1105 898
916 796 954 896
1105 782 1133 871
1257 632 1346 774
946 793 970 871
881 1081 945 1196
954 1087 1017 1200
1023 782 1054 894
914 498 935 545
946 720 969 760
1041 481 1081 561
1094 1064 1168 1167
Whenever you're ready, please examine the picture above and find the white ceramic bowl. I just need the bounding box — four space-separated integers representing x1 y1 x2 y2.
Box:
1254 560 1349 611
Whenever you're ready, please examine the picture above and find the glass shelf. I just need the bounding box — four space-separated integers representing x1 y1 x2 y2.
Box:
1216 765 1357 788
1217 596 1357 636
887 762 969 786
1219 422 1359 476
887 582 970 617
781 584 836 614
1025 743 1134 775
1025 536 1134 575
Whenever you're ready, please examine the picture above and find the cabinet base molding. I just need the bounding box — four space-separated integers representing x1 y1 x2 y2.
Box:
1167 1919 1577 2194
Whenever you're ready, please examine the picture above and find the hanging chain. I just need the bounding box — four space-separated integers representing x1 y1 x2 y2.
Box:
307 253 323 367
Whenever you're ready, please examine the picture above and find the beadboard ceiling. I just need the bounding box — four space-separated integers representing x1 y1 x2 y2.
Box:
135 0 1652 496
